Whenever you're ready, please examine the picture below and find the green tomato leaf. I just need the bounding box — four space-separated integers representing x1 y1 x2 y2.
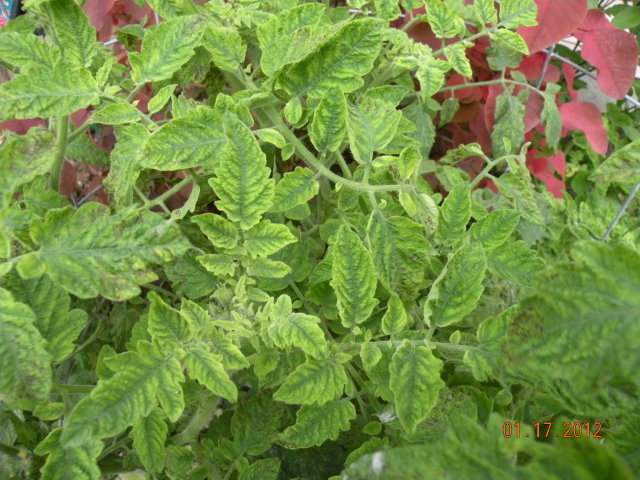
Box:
469 209 521 251
202 25 246 72
0 31 61 72
243 220 297 258
424 0 466 38
382 293 409 336
46 0 98 67
61 341 184 447
185 344 238 402
330 226 379 329
141 106 225 170
367 212 430 301
435 182 471 246
0 64 100 120
278 399 356 449
130 15 205 84
191 213 239 250
274 358 347 405
147 292 194 345
210 113 275 230
424 242 486 327
347 97 402 165
487 240 546 286
37 429 102 480
310 87 348 153
27 204 189 301
389 340 445 433
279 18 384 99
0 287 51 409
491 91 525 157
499 0 538 28
590 139 640 185
270 167 320 213
131 408 168 474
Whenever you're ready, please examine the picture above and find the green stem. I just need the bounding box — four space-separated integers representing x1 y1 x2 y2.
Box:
264 109 412 193
440 78 544 99
172 396 219 445
137 175 194 212
49 116 69 192
334 150 353 180
470 156 507 189
126 85 144 103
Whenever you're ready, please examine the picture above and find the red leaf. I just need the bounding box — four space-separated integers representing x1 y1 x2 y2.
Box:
580 28 638 99
527 149 566 198
83 0 115 31
558 101 608 154
573 9 616 40
515 53 560 83
562 63 578 101
517 0 588 53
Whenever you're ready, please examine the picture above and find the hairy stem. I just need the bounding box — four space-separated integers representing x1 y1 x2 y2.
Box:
49 116 69 192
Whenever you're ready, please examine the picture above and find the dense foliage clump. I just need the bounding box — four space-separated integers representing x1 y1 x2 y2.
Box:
0 0 639 478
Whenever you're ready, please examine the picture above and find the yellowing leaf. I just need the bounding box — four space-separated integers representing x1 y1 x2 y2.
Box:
130 15 205 84
257 3 328 76
279 18 384 99
270 167 319 213
131 409 167 474
210 113 275 230
141 106 225 171
278 399 356 448
382 294 409 336
273 359 347 405
202 26 246 72
244 220 297 258
347 97 402 164
0 32 61 71
470 210 521 251
590 139 640 185
90 103 143 125
37 429 102 480
0 129 55 209
27 204 189 301
490 29 529 55
185 345 238 401
424 242 486 327
424 0 466 38
0 288 51 409
487 240 546 286
191 213 239 249
310 87 347 153
367 212 430 301
147 292 194 344
499 0 538 28
331 226 378 329
0 64 100 120
47 0 98 67
435 182 471 246
61 342 184 447
389 340 444 433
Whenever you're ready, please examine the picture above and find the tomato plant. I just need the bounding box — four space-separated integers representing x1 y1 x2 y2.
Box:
0 1 639 479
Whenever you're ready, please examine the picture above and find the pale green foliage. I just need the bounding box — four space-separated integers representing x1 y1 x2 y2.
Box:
184 345 237 401
141 106 225 170
279 18 384 99
148 84 176 115
0 129 55 209
278 399 356 448
257 3 328 77
347 96 402 164
0 32 60 71
487 240 546 286
147 292 194 345
46 0 98 68
202 25 246 72
243 220 296 258
210 113 275 230
0 64 100 120
367 212 430 300
389 340 445 433
445 43 473 78
435 182 471 246
425 242 486 327
90 104 143 125
382 294 409 335
470 210 520 250
0 288 51 409
424 0 466 38
147 0 182 18
104 124 149 207
131 409 168 474
491 90 526 157
130 15 205 84
590 139 640 184
192 213 239 249
61 341 184 447
310 88 348 153
490 29 530 55
499 0 538 28
23 204 189 301
270 167 320 212
541 84 562 150
274 358 347 405
331 226 379 328
474 0 498 25
264 295 329 360
37 429 102 480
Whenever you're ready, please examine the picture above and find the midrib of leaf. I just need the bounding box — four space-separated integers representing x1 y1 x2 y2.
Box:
499 4 536 27
71 353 176 435
146 136 225 154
